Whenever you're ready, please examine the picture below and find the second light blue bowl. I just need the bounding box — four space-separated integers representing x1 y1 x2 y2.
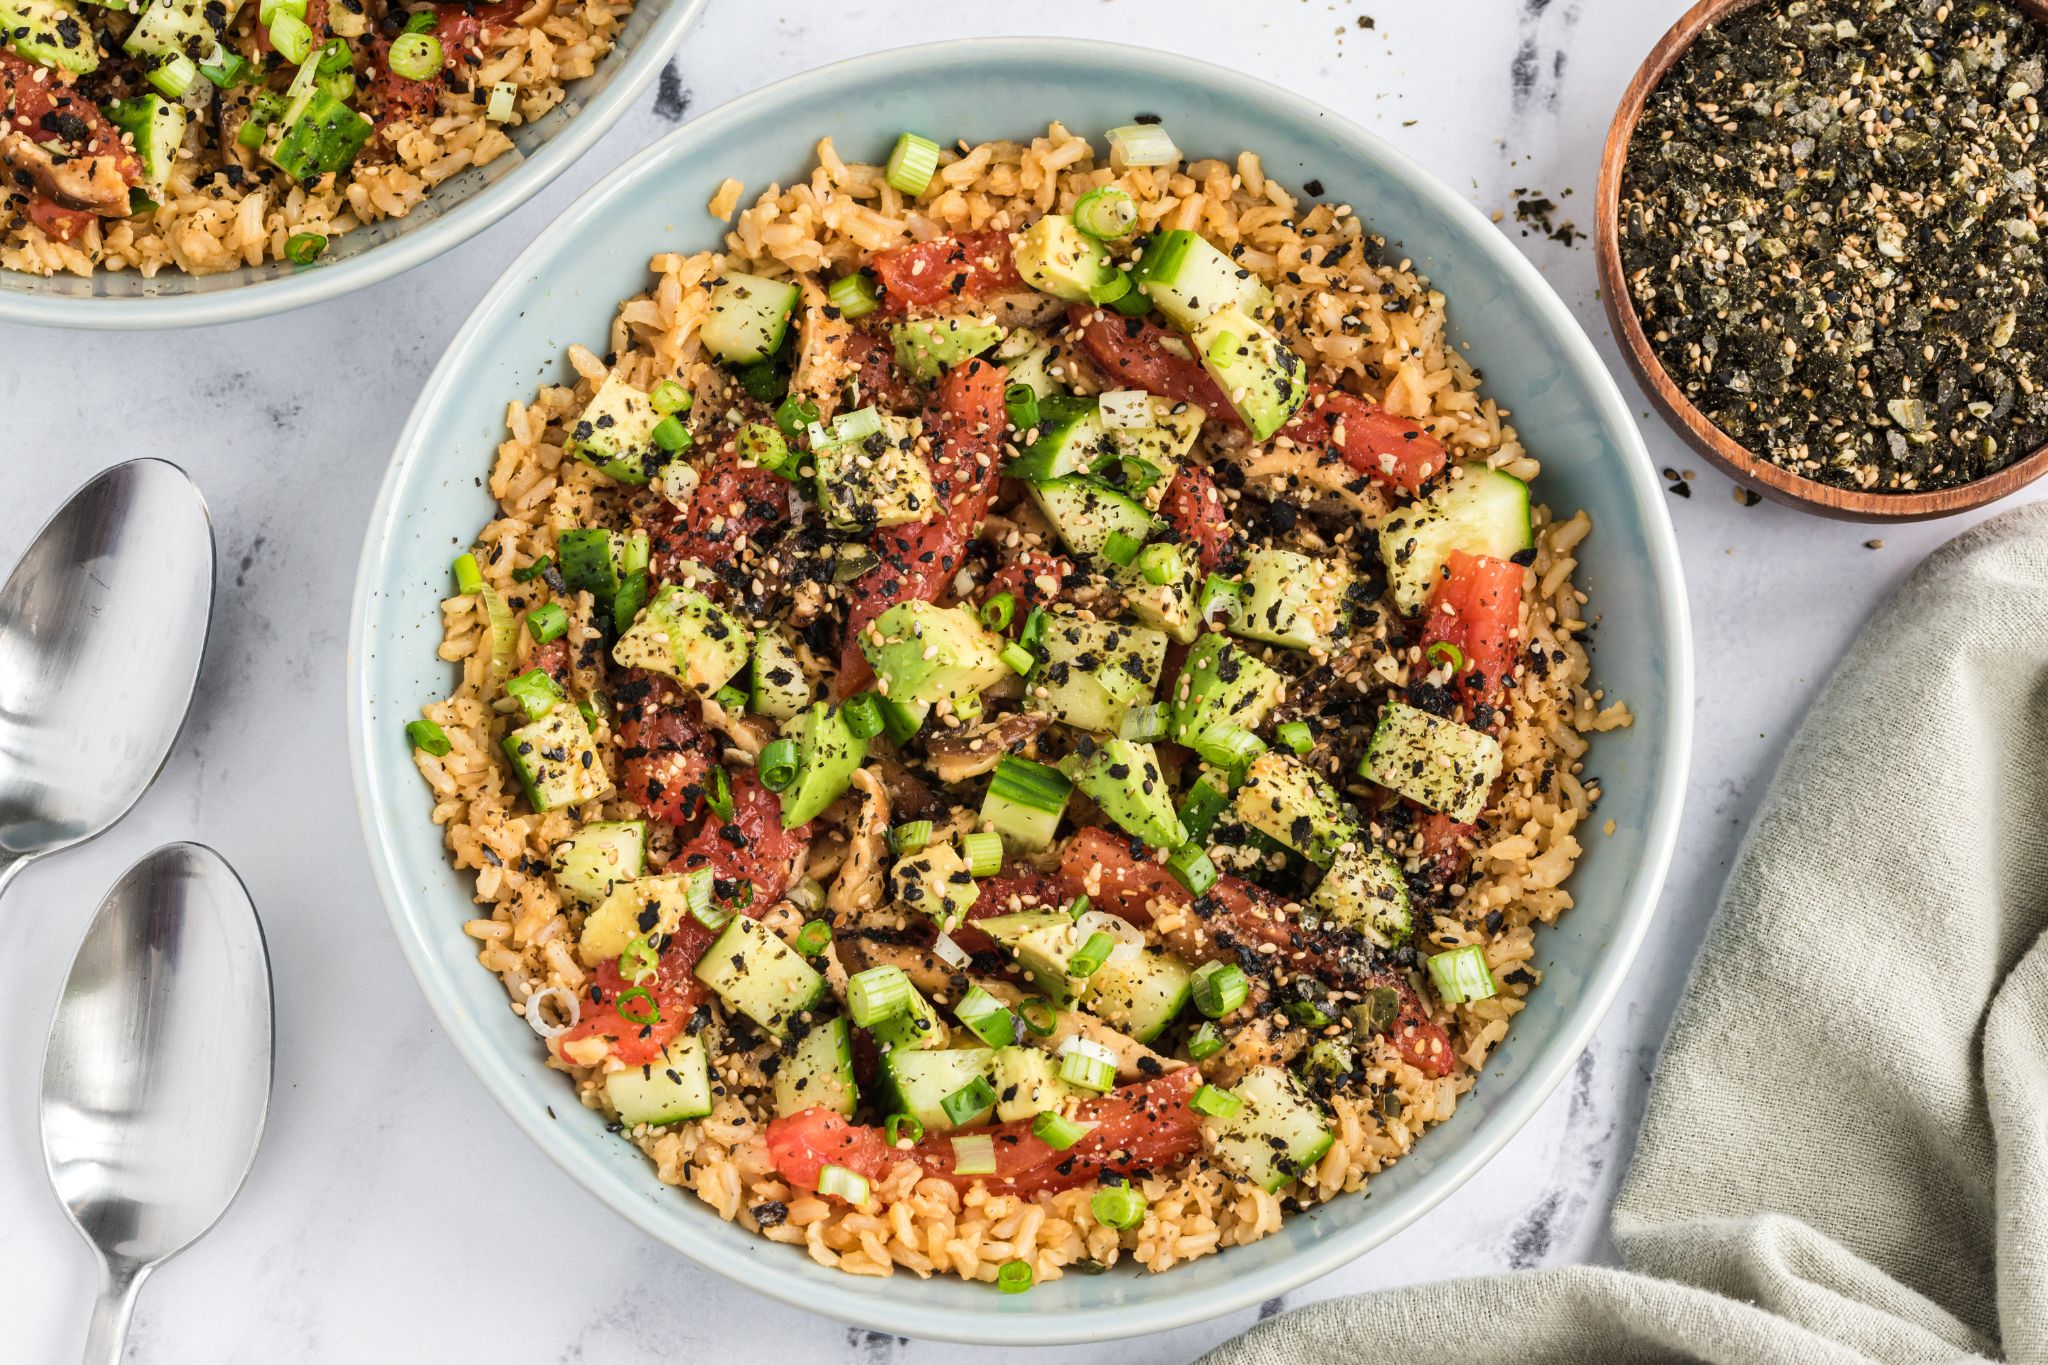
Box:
349 38 1694 1345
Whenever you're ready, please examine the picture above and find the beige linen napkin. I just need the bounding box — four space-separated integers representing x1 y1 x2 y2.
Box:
1205 503 2048 1365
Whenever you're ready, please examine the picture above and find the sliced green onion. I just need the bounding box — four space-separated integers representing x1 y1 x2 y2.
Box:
512 554 554 583
1285 994 1336 1029
848 964 914 1026
884 1113 924 1146
954 985 1016 1048
485 80 517 122
1101 530 1145 566
1019 606 1048 650
1032 1110 1093 1151
281 230 328 265
997 1259 1034 1294
758 737 800 792
705 764 733 822
199 50 249 87
1056 1036 1117 1093
1135 542 1183 585
1090 1183 1147 1229
1186 1020 1226 1060
617 936 658 986
452 551 484 594
792 920 833 957
1426 641 1466 672
1106 122 1179 167
1020 996 1058 1037
477 584 517 682
1167 843 1218 896
620 530 651 577
889 820 933 856
402 7 437 31
950 1132 997 1176
525 600 569 644
808 405 882 450
843 692 884 741
1063 894 1091 922
315 35 352 73
1073 186 1139 240
649 379 690 416
1118 702 1169 744
406 718 451 755
577 695 605 727
817 1163 871 1208
259 0 306 22
980 591 1016 633
1066 930 1116 979
1085 269 1132 307
388 30 442 79
961 831 1003 878
1000 641 1036 676
884 131 941 196
1004 383 1040 432
1195 722 1266 773
1276 720 1313 755
269 11 315 63
649 414 690 455
941 1076 998 1128
952 691 983 728
987 755 1071 821
1189 1083 1242 1119
1427 944 1498 1005
505 667 566 721
610 571 646 636
1110 287 1154 318
879 695 925 745
775 393 821 438
683 868 723 930
1191 960 1248 1018
1176 772 1231 844
237 111 270 150
1198 575 1247 625
614 986 659 1027
826 272 878 320
711 684 747 714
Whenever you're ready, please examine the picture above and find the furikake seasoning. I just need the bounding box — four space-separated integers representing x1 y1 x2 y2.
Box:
1619 0 2048 492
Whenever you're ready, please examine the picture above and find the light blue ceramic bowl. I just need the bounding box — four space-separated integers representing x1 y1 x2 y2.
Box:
0 0 705 330
349 38 1694 1345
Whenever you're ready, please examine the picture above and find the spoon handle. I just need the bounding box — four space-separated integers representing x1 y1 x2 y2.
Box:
83 1259 148 1365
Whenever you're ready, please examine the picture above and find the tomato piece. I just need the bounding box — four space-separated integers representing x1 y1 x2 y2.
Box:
558 917 714 1067
614 672 720 828
1414 811 1478 884
1281 386 1447 497
928 358 1008 521
25 198 96 242
672 764 811 905
764 1107 896 1193
871 230 1023 314
365 0 524 126
650 436 793 593
1417 550 1523 721
981 549 1071 615
1157 462 1236 573
1055 827 1176 926
2 54 143 211
842 326 920 412
833 517 965 699
946 870 1065 955
914 1067 1203 1195
1068 305 1236 417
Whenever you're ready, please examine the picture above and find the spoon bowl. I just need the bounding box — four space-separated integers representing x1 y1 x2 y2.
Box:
40 843 272 1364
0 460 215 893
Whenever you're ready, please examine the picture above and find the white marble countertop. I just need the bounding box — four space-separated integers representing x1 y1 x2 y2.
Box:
3 1 2039 1360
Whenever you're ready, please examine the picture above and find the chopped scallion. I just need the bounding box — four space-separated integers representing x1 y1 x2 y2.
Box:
1090 1184 1147 1230
268 11 315 63
954 985 1016 1048
884 1113 924 1146
1197 573 1245 626
1188 1083 1242 1119
402 8 436 31
884 131 941 196
651 414 692 454
1101 530 1144 566
1031 1110 1093 1151
1055 1036 1117 1092
1135 542 1183 585
1003 383 1039 433
512 554 553 583
1000 641 1036 676
808 405 882 450
505 667 565 721
1019 996 1058 1037
1106 122 1179 167
997 1259 1034 1294
1186 1020 1225 1060
452 551 483 594
847 964 914 1026
617 936 658 986
1277 720 1313 756
1072 185 1139 240
705 764 733 822
1167 843 1218 896
711 683 747 713
1195 722 1266 774
961 830 1003 878
649 378 692 415
1427 944 1498 1005
1191 960 1248 1018
525 600 568 644
949 1132 997 1176
612 572 648 636
405 718 451 755
940 1075 998 1128
826 272 879 320
614 986 659 1027
1066 930 1116 979
387 30 442 80
980 591 1016 633
816 1163 871 1209
1426 640 1466 672
843 692 884 741
284 231 327 265
889 821 932 855
758 737 800 792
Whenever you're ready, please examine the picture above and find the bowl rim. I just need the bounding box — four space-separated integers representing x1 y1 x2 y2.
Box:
1594 0 2048 523
0 0 707 332
348 35 1696 1344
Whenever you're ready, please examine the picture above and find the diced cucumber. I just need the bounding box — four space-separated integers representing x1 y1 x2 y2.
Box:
693 916 826 1037
1230 547 1351 652
1203 1065 1335 1192
5 0 96 71
860 600 1010 709
1360 700 1503 823
1168 633 1286 745
605 1034 714 1127
878 1046 995 1132
1064 738 1186 851
570 372 666 486
502 706 611 812
1378 464 1535 615
1134 229 1272 329
124 0 222 65
549 820 648 908
103 95 187 197
976 911 1086 1006
1082 948 1191 1042
576 870 704 966
891 316 1004 380
1233 751 1357 868
749 628 814 722
996 327 1062 399
268 89 373 183
555 527 621 597
702 272 800 366
1014 214 1119 302
1028 616 1168 735
1005 396 1112 484
773 1015 858 1118
612 584 753 697
815 412 937 532
1113 552 1200 644
868 981 951 1053
889 839 979 933
979 755 1072 854
1309 841 1412 948
1026 477 1158 562
991 1044 1072 1122
1190 305 1308 441
778 701 868 828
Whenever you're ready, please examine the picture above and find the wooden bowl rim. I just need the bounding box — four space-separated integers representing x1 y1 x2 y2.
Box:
1594 0 2048 523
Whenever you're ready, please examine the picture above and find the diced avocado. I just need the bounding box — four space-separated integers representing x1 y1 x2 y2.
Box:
1203 1065 1335 1192
124 0 222 65
1189 305 1308 441
778 701 869 828
1309 840 1412 948
268 89 373 183
773 1015 858 1118
860 600 1010 709
575 870 704 966
1134 229 1272 329
1064 738 1187 851
102 95 186 196
702 272 800 366
502 706 611 813
1360 700 1503 823
979 754 1072 854
867 981 951 1053
815 413 937 533
1231 547 1351 652
891 316 1004 381
1028 617 1168 735
878 1046 995 1132
890 839 978 933
976 911 1087 1006
612 584 753 697
1378 463 1535 615
1168 633 1286 746
555 527 621 598
549 820 648 909
604 1034 714 1127
1082 948 1191 1042
5 0 97 72
569 372 665 486
1005 395 1111 484
995 327 1062 399
749 628 813 722
1103 398 1205 509
1233 751 1358 868
1013 213 1118 302
1114 553 1200 645
1025 476 1157 562
693 915 826 1037
991 1044 1072 1122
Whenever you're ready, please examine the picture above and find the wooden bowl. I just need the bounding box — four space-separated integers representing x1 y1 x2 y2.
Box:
1594 0 2048 522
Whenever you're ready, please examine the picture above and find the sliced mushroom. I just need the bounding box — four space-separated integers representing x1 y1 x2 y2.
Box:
825 767 891 919
866 746 939 819
976 979 1178 1083
834 933 958 1002
923 710 1051 785
1 134 129 215
697 692 772 760
1199 1014 1303 1088
789 284 857 413
1234 441 1392 521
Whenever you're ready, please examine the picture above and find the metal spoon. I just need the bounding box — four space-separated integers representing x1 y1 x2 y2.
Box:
0 459 215 898
40 843 272 1365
